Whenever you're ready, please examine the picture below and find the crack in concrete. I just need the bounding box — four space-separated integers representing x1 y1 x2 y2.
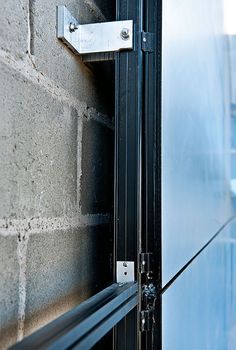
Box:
27 0 36 68
28 0 35 56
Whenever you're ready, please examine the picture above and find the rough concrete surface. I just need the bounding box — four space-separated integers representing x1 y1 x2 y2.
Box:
24 224 112 337
81 118 114 214
27 0 112 114
0 0 28 59
0 0 114 348
0 236 19 349
0 61 78 218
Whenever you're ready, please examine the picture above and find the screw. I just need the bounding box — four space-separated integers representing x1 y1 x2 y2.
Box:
123 262 128 267
120 28 130 40
69 23 78 32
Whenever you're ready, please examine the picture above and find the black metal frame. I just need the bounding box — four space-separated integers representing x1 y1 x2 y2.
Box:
114 1 162 349
114 0 162 347
114 0 144 349
10 1 162 349
10 283 138 350
142 0 162 348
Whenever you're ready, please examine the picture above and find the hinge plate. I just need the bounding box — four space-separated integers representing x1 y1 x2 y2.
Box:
116 261 135 283
140 309 153 332
57 6 133 56
139 252 153 274
140 283 157 332
141 32 155 52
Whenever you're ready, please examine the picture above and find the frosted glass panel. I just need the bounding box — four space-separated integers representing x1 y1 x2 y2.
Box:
162 0 231 285
163 221 235 350
161 0 236 348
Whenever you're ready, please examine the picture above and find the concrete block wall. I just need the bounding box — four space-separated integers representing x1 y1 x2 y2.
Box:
0 1 114 349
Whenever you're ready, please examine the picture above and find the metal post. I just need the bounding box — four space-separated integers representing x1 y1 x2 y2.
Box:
114 0 143 349
142 0 162 348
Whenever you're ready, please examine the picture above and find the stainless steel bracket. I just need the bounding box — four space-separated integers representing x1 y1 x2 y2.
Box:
57 6 133 56
116 261 135 283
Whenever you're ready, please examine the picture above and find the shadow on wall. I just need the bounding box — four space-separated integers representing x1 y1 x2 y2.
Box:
81 117 114 215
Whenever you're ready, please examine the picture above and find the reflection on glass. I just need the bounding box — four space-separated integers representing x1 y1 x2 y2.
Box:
162 0 236 348
162 0 231 285
163 220 234 350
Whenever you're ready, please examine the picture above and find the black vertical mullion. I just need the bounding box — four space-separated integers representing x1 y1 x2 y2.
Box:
154 0 162 347
114 0 143 348
142 0 162 349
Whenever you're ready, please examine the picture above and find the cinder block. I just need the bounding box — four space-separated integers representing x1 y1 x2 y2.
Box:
1 0 28 58
0 235 19 349
81 119 114 214
0 61 80 218
0 1 115 348
28 0 105 112
24 225 112 336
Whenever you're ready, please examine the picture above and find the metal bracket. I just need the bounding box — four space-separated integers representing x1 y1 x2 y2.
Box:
116 261 135 283
57 6 133 56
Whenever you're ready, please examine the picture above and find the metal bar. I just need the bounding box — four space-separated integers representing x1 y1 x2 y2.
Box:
71 293 138 349
57 6 133 55
114 0 144 348
141 0 162 348
10 283 138 350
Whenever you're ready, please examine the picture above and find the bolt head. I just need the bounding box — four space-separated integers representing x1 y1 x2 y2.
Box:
69 23 78 32
121 28 130 40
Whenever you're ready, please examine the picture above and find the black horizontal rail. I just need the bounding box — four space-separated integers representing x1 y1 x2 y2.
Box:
10 282 138 350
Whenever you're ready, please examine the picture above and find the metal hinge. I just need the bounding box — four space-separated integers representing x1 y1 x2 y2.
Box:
139 283 157 332
57 6 133 59
139 252 153 275
140 309 153 332
141 32 155 52
139 252 156 332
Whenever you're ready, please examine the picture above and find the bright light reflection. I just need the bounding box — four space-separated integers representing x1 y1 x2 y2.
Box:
224 0 236 34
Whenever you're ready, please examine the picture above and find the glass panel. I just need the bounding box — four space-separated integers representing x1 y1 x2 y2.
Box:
162 220 235 350
162 0 236 348
231 116 236 149
231 153 236 178
162 0 232 285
